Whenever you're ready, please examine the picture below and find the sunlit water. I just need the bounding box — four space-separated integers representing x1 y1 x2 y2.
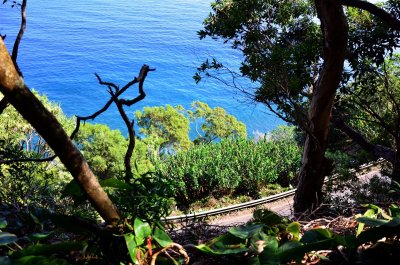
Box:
0 0 284 137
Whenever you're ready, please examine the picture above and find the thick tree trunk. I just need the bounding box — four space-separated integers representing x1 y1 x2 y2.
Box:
293 0 348 213
0 39 120 225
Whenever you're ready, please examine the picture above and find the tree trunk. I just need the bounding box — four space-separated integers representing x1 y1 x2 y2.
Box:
331 116 400 182
293 0 348 213
0 39 120 225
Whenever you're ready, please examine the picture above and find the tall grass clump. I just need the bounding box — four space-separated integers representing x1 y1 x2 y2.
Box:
155 126 302 207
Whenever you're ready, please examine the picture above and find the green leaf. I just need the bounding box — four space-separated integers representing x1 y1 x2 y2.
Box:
99 178 131 190
134 218 151 245
28 232 53 242
0 218 7 229
253 209 283 227
153 227 173 247
10 242 86 259
277 241 304 261
301 229 332 244
256 236 280 265
11 255 70 265
60 180 85 205
229 224 264 239
196 243 248 255
0 232 17 246
382 217 400 227
124 234 138 264
286 222 301 241
196 233 248 255
356 217 388 227
389 205 400 218
29 213 42 226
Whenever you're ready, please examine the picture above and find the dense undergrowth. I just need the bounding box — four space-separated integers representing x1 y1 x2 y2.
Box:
1 94 399 264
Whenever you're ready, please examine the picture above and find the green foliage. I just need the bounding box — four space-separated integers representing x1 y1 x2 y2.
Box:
135 101 248 155
155 126 301 207
197 207 400 264
135 105 191 152
0 92 73 211
62 172 174 220
124 218 173 265
188 100 247 143
196 0 320 125
336 55 400 154
74 123 127 179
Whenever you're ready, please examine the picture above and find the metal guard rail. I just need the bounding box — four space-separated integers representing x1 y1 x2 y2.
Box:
163 189 296 222
163 158 385 222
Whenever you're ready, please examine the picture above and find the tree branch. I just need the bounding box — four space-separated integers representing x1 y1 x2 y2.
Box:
0 155 56 165
73 65 153 182
340 0 400 31
331 115 396 163
11 0 27 75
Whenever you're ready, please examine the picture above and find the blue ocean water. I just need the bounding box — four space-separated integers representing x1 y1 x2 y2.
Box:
0 0 283 137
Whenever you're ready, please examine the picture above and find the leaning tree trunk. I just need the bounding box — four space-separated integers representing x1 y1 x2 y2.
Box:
392 146 400 183
0 39 120 225
293 0 348 213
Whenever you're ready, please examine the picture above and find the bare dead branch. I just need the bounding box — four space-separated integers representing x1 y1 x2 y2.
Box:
340 0 400 31
115 100 135 182
72 65 153 181
11 0 27 76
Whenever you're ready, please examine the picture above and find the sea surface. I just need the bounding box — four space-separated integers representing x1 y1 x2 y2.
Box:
0 0 283 137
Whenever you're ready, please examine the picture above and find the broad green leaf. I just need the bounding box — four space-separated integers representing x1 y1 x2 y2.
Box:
356 209 377 236
277 241 304 262
99 178 131 190
10 242 86 259
11 255 70 265
195 243 248 255
134 218 151 245
253 209 283 226
254 236 279 265
278 238 338 262
196 233 247 255
124 234 138 264
229 224 264 239
361 204 382 212
301 229 332 244
0 218 7 229
382 217 400 227
356 217 388 227
389 205 400 218
60 180 85 205
0 232 17 246
286 222 301 241
153 227 173 247
29 213 41 226
28 232 53 242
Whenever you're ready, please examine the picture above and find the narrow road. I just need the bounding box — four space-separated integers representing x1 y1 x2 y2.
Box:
211 168 384 226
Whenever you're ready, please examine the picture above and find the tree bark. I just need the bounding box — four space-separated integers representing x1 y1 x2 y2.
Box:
0 39 120 225
293 0 348 213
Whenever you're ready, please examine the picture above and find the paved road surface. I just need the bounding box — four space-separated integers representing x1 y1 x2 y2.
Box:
211 169 384 226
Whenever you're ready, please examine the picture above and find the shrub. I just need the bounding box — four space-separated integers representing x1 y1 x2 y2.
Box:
155 126 301 208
